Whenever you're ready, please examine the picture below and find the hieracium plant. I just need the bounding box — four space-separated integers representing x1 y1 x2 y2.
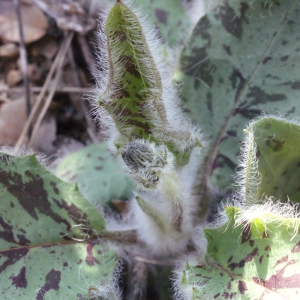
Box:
1 0 300 299
92 0 204 256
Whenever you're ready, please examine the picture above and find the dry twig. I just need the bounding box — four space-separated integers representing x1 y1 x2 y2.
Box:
13 0 31 137
67 44 98 142
6 86 92 93
28 32 74 148
14 32 74 154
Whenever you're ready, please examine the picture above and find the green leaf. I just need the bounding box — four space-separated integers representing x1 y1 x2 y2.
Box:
136 0 191 47
174 0 300 194
97 0 190 48
100 1 166 142
242 116 300 205
99 1 202 166
179 206 300 299
56 143 134 206
0 152 119 299
136 196 165 231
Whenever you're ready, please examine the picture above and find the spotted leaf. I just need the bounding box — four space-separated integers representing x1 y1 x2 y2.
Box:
96 1 203 166
56 143 134 206
0 152 119 299
174 0 300 195
99 1 166 142
178 206 300 299
137 0 191 47
240 116 300 205
95 0 190 49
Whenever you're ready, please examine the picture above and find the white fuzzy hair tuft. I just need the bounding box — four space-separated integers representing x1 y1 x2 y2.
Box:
172 260 211 300
86 257 123 300
235 123 261 206
234 198 300 237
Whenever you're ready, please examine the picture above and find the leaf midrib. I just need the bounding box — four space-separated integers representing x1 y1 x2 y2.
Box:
202 1 297 193
0 230 137 253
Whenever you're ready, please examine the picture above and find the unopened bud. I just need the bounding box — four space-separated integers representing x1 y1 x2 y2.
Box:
121 140 171 189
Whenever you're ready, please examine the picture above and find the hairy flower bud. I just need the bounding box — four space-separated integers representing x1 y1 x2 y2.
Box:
121 140 171 189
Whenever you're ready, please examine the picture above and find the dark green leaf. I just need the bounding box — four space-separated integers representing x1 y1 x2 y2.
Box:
242 116 300 204
0 153 119 299
179 206 300 299
56 143 134 206
175 0 300 194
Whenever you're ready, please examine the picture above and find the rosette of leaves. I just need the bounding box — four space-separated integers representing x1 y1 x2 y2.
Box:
93 0 205 256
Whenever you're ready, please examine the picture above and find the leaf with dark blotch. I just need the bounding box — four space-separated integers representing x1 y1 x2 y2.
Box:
175 0 300 195
100 2 165 141
137 0 191 47
56 143 134 206
0 153 118 299
242 117 300 204
179 206 300 299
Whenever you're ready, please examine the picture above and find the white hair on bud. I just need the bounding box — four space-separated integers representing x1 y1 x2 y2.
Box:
86 0 206 259
125 146 204 256
120 139 175 191
129 191 190 255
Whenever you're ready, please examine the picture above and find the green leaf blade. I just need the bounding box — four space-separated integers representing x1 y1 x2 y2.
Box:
101 1 165 141
136 0 191 47
179 206 300 299
243 117 300 204
0 153 119 299
175 0 300 194
56 143 134 206
3 243 118 300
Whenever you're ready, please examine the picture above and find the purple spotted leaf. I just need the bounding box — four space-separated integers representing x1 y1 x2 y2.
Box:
0 152 119 299
174 0 300 196
56 143 134 206
178 206 300 299
137 0 190 47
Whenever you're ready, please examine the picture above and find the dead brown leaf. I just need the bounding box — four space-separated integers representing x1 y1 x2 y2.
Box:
0 98 27 145
0 43 19 58
30 0 95 34
7 62 42 86
31 116 56 153
6 69 23 87
31 35 58 59
111 200 129 217
0 97 56 151
0 1 48 44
